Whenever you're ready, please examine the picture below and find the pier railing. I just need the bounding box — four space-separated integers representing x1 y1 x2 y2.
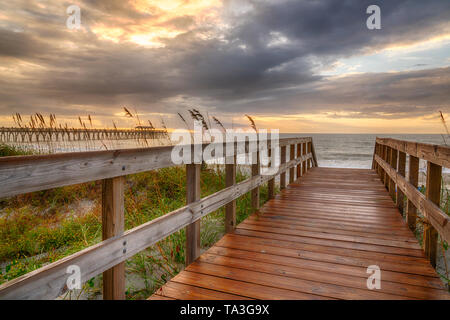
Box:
0 137 317 299
372 138 450 267
0 127 167 143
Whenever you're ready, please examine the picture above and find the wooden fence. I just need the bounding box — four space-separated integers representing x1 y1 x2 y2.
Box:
0 137 316 299
372 138 450 267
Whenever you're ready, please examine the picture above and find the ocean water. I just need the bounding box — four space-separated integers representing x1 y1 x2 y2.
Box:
11 133 448 172
281 134 449 172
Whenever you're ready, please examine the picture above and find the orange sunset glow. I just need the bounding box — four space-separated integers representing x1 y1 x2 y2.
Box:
0 0 449 132
1 1 450 304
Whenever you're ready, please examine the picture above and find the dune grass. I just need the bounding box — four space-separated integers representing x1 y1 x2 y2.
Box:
0 160 273 299
0 112 268 298
0 143 34 157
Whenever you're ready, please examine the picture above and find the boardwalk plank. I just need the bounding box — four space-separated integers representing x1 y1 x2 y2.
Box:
198 253 449 299
172 271 330 300
220 233 429 266
206 246 444 290
153 281 251 300
217 233 436 276
247 215 415 237
242 218 418 242
150 168 449 300
234 228 425 257
186 261 410 300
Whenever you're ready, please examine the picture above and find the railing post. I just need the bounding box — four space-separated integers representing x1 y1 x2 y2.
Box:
397 151 406 215
296 143 302 178
384 146 390 189
406 155 419 231
280 145 286 189
302 142 307 176
376 143 381 172
289 144 295 184
102 176 125 300
423 161 442 268
380 145 386 182
225 155 236 233
389 147 398 200
372 143 378 170
378 144 384 177
251 148 260 211
311 140 318 167
308 141 312 169
268 148 275 200
185 163 201 266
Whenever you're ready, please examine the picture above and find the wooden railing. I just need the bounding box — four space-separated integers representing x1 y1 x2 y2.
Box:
372 138 450 267
0 137 317 299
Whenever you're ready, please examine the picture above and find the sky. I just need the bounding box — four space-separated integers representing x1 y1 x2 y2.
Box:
0 0 449 133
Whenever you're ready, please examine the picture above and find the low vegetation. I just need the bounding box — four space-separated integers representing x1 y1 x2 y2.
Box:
0 145 272 299
0 143 34 157
407 182 450 285
1 110 449 297
0 110 269 299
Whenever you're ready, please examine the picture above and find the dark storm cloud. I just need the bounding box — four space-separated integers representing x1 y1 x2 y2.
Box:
259 67 450 118
0 0 449 121
0 29 42 58
234 0 450 56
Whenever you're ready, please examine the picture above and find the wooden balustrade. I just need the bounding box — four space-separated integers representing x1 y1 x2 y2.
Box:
296 143 302 178
185 164 201 266
307 142 312 170
0 137 316 299
302 142 307 176
102 177 126 300
389 147 397 199
280 145 287 190
289 144 295 184
397 151 406 214
424 162 442 267
385 146 391 189
373 138 450 267
225 155 236 233
407 155 419 230
268 148 275 200
251 149 260 212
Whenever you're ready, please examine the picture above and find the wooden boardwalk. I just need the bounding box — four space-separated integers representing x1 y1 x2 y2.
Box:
150 167 449 300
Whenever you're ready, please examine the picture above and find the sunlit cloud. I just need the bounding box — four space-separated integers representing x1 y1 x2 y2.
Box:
381 33 450 54
0 0 449 133
90 0 223 47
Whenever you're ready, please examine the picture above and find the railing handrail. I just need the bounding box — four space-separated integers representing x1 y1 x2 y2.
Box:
372 137 450 268
374 154 449 240
0 136 317 299
0 127 165 132
0 137 312 199
375 137 450 168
